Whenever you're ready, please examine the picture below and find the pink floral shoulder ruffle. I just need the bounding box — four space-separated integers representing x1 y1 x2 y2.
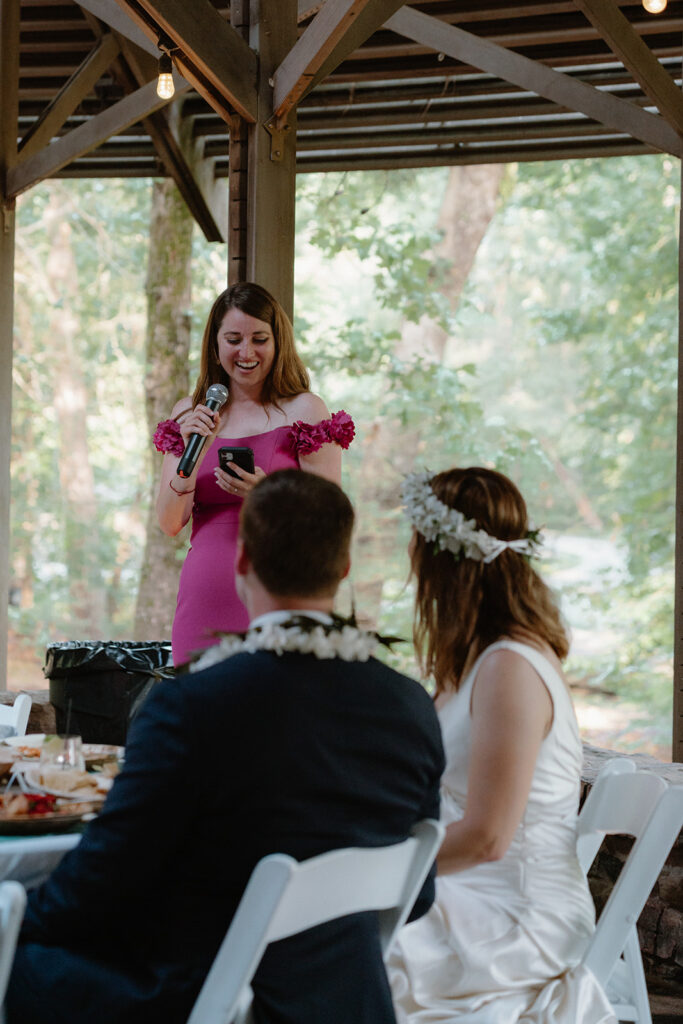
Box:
153 419 185 457
153 409 355 457
288 410 355 456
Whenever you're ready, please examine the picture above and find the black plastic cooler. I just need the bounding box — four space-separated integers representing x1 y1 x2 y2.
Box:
44 641 174 745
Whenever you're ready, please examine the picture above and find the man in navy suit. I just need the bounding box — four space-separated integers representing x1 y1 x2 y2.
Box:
7 469 444 1024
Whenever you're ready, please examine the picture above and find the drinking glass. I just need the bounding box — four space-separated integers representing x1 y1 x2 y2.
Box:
40 735 86 775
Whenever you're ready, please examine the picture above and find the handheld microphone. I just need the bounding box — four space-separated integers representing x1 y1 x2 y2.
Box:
177 383 229 478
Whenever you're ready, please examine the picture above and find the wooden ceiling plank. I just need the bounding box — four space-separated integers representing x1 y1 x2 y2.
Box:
294 138 654 172
274 0 380 121
114 0 257 122
18 33 121 159
293 0 410 104
77 0 158 55
7 71 191 197
386 6 682 156
573 0 683 136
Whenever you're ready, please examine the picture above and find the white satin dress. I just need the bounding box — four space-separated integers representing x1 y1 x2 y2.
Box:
389 640 616 1024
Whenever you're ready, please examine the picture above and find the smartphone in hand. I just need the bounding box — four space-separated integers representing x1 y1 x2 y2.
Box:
218 446 255 479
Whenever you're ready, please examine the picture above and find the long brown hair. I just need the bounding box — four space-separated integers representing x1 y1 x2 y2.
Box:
191 282 310 408
411 466 568 695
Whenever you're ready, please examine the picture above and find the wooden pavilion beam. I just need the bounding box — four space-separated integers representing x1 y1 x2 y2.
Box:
274 0 392 123
386 6 682 157
0 0 19 689
283 0 408 110
573 0 683 137
119 41 226 242
6 72 191 197
247 0 298 315
228 0 248 285
18 33 121 160
77 0 158 56
112 0 258 123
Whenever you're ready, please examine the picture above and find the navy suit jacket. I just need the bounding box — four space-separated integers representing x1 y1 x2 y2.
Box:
7 649 444 1024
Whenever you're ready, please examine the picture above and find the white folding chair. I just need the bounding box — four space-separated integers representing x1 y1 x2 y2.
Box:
0 695 31 739
577 757 683 1024
0 881 26 1022
187 818 444 1024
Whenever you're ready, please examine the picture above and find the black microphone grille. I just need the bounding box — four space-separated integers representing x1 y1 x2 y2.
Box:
206 383 229 407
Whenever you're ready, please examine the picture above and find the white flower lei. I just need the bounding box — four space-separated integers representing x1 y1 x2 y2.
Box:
190 615 386 672
401 471 542 564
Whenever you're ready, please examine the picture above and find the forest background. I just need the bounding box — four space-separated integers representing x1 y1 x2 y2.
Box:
8 154 679 761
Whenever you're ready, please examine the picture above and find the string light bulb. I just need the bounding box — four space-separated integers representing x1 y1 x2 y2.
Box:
642 0 667 12
157 52 175 100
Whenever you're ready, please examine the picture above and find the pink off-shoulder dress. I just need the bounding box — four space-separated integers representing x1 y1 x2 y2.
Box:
154 413 355 667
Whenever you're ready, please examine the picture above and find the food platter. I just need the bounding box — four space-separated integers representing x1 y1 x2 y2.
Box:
24 768 111 801
0 798 96 835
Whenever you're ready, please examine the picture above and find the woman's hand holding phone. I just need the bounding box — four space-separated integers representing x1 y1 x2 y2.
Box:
214 446 265 498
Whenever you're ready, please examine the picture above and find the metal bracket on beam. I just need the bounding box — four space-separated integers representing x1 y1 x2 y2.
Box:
1 201 15 235
264 114 293 162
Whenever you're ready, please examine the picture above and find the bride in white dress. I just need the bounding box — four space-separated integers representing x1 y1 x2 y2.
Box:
389 467 616 1024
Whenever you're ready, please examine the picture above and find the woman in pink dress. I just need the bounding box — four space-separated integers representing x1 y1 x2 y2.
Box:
153 282 354 667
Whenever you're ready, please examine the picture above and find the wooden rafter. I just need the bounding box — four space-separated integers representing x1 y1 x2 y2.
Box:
285 0 409 108
119 39 226 242
7 72 191 197
77 0 158 56
573 0 683 137
18 33 121 160
0 0 18 187
112 0 258 123
386 6 682 157
273 0 382 122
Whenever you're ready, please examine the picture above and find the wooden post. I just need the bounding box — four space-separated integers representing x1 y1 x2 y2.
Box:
228 114 249 286
0 0 19 690
674 161 683 762
228 1 249 286
247 0 298 318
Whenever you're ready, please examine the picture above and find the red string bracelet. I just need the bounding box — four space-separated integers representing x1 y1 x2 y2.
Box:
169 479 195 496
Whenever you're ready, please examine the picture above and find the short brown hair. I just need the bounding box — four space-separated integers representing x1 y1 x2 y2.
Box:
411 466 568 695
240 470 354 597
192 282 310 409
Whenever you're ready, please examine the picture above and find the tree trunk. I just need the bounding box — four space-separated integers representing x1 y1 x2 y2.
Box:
396 164 505 364
44 191 107 638
134 180 194 642
354 165 505 626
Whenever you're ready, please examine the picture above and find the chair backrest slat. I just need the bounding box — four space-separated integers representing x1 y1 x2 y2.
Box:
581 784 683 985
576 756 683 1018
0 881 26 1010
187 819 444 1024
0 695 31 738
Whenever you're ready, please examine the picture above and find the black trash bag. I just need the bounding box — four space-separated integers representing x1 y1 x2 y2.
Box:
44 641 174 746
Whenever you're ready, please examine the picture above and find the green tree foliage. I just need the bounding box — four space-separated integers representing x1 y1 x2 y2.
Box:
12 180 152 647
10 159 679 755
450 155 678 741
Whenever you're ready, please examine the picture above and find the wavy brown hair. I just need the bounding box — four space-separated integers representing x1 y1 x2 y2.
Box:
411 467 568 695
191 282 310 409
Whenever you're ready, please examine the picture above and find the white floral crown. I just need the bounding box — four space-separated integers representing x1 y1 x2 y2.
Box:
401 471 542 564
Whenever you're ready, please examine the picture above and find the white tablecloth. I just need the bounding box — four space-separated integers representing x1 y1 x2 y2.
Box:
0 833 79 888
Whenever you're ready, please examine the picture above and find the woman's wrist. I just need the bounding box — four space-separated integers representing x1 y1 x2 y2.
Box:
169 479 195 497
